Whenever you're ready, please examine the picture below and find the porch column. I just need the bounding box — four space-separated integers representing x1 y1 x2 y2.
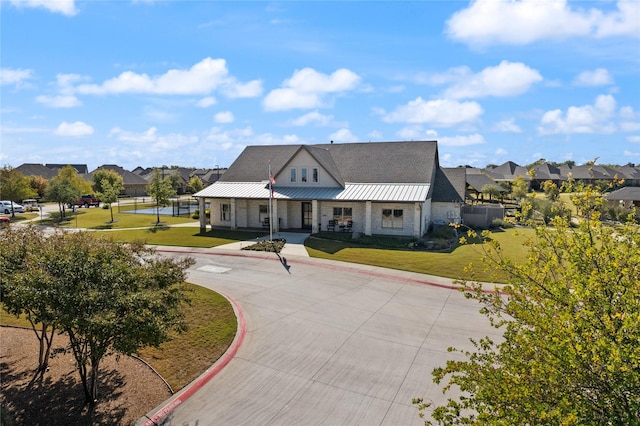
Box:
414 203 421 237
365 201 372 236
199 197 206 233
312 199 319 234
230 198 237 230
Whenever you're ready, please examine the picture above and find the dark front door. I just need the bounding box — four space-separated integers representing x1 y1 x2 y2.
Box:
301 202 312 229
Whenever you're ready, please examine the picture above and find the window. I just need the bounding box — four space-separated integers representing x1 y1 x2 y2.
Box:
301 168 308 183
290 168 297 183
312 168 319 183
220 203 231 221
259 205 268 221
333 207 352 224
382 209 403 228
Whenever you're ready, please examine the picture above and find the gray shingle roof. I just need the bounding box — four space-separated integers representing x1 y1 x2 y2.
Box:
92 164 149 185
220 141 439 185
605 186 640 201
432 167 466 202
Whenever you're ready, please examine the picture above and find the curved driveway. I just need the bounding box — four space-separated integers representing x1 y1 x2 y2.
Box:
140 247 500 426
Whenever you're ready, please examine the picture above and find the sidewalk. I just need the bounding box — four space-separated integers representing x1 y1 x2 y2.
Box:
211 231 311 257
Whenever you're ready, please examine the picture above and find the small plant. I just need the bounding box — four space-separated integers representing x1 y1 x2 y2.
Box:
241 238 286 252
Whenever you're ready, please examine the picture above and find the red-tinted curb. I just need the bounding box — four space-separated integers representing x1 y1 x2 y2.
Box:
139 291 246 426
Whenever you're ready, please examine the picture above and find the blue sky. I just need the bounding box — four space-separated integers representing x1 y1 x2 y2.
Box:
1 0 639 172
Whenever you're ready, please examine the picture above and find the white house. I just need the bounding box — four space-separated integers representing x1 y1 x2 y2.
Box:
194 140 464 237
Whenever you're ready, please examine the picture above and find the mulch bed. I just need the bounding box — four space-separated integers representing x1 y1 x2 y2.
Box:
0 326 172 426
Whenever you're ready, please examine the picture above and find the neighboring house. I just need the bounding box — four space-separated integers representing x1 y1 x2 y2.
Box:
531 163 565 189
15 163 59 180
91 164 150 197
194 140 461 237
604 186 640 209
431 167 466 224
485 161 531 184
46 163 90 175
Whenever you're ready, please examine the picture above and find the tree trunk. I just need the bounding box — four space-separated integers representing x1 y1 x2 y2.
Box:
110 205 114 223
89 357 101 403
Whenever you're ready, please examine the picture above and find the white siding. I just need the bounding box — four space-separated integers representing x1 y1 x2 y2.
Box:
431 202 462 225
277 149 341 188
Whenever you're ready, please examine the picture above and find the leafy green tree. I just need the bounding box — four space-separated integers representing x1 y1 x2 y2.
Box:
188 175 204 193
0 227 58 376
510 175 529 201
1 231 195 403
44 165 92 219
92 169 124 222
480 184 502 202
146 168 176 224
416 185 640 425
0 165 37 217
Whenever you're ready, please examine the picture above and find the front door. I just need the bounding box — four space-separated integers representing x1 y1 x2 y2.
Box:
301 202 312 229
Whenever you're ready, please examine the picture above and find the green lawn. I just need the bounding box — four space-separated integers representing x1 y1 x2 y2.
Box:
306 227 534 283
38 204 196 229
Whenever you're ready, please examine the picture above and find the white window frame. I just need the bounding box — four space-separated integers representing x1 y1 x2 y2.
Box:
301 167 308 183
290 168 297 183
312 167 319 183
382 208 403 228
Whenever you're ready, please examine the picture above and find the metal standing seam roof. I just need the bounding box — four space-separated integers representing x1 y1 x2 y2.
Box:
194 182 431 202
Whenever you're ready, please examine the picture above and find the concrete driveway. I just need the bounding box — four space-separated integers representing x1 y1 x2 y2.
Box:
139 249 500 426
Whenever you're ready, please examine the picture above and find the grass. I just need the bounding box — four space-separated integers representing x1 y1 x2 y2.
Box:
106 227 267 247
0 283 237 393
306 227 535 282
38 205 195 229
136 283 236 391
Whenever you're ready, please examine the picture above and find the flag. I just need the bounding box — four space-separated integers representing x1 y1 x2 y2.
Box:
269 167 275 197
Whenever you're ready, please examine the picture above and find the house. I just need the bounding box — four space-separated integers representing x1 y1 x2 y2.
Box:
194 140 461 237
604 186 640 209
91 164 150 197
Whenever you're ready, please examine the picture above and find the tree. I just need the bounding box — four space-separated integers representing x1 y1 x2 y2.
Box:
480 184 502 202
0 227 59 377
0 165 37 217
416 185 640 425
45 165 92 219
92 169 124 222
146 168 176 224
29 175 49 199
1 230 195 403
188 175 204 194
542 179 559 201
510 175 529 201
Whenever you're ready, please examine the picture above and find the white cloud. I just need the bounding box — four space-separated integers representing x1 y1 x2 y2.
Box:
446 0 639 46
495 148 508 156
0 68 34 87
54 121 93 137
538 94 617 135
382 97 483 127
109 126 197 153
328 128 358 143
35 95 81 108
196 96 216 108
439 133 486 147
440 61 542 99
75 57 261 97
627 136 640 144
573 68 614 86
9 0 78 16
493 118 522 133
263 68 361 111
214 111 234 123
291 111 333 126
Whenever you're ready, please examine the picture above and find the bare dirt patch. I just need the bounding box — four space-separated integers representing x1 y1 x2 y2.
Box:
1 326 172 425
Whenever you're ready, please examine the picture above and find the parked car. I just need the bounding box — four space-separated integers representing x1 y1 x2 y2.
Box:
21 199 40 212
68 194 101 208
1 200 24 214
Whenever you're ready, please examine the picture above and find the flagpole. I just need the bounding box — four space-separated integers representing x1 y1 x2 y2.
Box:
269 162 273 242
